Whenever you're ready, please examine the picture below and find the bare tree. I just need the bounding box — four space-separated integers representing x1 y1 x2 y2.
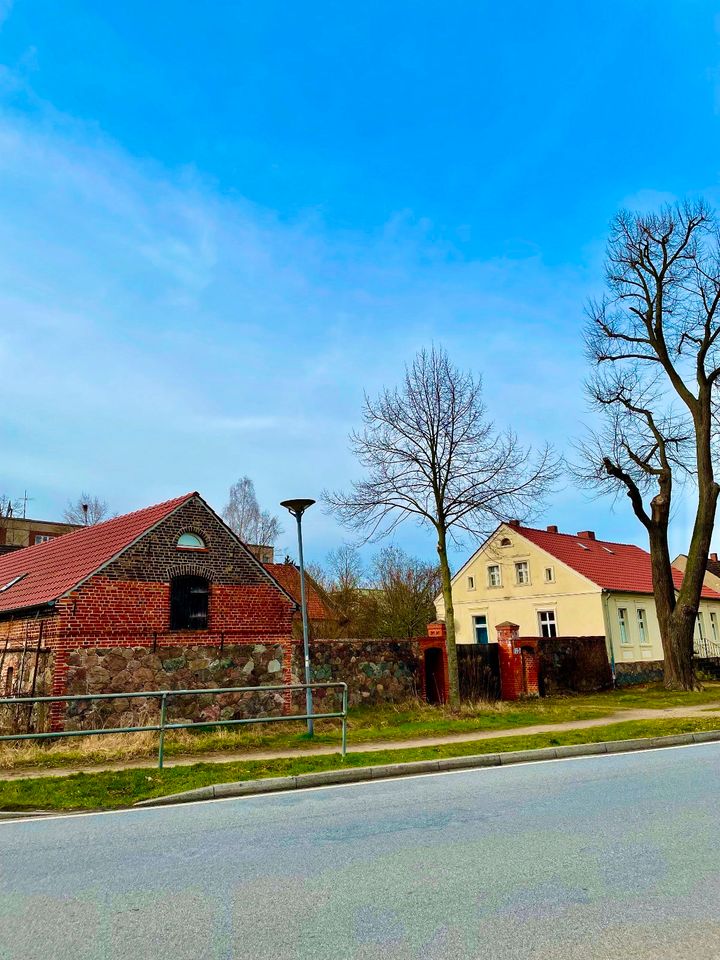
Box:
373 546 440 639
0 494 22 543
325 346 559 707
63 493 111 526
222 476 282 545
579 200 720 690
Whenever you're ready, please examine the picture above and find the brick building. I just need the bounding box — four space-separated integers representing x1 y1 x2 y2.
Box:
0 515 79 554
0 493 297 721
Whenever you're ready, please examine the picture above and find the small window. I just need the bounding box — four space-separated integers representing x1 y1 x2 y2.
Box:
473 615 489 644
637 608 648 645
515 561 529 585
487 564 501 588
170 575 209 630
177 532 206 550
697 612 706 642
467 576 475 590
618 608 629 645
500 537 512 547
577 541 590 551
538 610 557 638
711 612 718 643
544 566 555 583
34 534 53 545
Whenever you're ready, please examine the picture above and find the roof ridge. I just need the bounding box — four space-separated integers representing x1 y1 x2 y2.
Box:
511 523 639 549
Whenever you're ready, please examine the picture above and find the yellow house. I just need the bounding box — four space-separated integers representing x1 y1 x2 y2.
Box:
435 521 720 670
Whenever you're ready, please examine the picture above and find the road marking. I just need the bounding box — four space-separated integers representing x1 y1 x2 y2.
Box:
1 738 718 826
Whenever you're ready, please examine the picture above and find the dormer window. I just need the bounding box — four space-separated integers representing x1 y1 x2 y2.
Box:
177 532 206 551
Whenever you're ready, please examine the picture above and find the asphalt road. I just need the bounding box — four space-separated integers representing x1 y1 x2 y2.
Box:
2 744 720 960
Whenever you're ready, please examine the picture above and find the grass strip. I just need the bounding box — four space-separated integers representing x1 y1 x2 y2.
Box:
1 715 718 812
4 683 720 771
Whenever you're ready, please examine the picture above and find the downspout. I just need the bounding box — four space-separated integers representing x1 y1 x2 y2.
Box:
601 589 616 687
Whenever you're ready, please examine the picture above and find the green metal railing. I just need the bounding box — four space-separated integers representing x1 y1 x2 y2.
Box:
0 682 349 769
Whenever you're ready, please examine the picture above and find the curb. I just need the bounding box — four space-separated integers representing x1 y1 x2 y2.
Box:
133 728 720 808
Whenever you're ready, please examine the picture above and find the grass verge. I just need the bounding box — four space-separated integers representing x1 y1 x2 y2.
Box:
3 683 720 772
2 715 718 813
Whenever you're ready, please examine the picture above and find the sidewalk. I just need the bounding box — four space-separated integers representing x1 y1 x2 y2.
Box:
3 700 719 781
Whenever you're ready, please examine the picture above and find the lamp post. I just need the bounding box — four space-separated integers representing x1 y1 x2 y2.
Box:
280 498 316 736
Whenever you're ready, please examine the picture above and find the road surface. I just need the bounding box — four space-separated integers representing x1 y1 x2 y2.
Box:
2 744 720 959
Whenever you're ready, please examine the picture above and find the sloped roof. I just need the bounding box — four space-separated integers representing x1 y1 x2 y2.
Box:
264 563 338 620
512 524 720 599
0 493 196 614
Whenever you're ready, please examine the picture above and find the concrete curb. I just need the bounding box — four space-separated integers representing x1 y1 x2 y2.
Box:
133 728 720 808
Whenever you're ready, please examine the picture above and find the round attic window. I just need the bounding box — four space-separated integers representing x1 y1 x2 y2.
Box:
177 532 206 550
500 537 512 547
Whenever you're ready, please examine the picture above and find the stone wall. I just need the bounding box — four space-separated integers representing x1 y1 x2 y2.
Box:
61 642 288 730
291 639 422 709
614 659 664 686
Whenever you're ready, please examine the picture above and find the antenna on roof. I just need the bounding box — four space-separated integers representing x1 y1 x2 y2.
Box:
21 490 33 520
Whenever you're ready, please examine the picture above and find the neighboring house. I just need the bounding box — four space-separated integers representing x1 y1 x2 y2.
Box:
0 492 297 704
263 561 339 632
435 521 720 668
672 552 720 596
0 516 79 553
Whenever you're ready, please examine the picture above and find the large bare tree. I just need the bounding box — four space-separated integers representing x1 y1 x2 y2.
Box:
580 200 720 690
63 493 111 525
325 346 558 707
222 476 282 545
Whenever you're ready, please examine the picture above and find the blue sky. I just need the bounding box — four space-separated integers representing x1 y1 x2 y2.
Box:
1 1 719 566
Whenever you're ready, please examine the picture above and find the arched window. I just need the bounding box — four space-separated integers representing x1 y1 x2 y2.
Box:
500 537 512 547
170 575 209 630
177 532 206 550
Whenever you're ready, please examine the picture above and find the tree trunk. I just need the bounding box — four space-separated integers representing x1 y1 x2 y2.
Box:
436 528 460 709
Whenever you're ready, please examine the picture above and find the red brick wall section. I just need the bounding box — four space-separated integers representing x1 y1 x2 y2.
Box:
496 623 540 700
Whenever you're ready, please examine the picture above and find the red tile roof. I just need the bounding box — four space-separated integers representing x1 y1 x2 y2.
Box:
264 563 337 621
0 493 196 614
511 524 720 599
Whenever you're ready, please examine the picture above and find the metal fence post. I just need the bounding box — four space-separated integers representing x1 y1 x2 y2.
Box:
341 683 348 759
158 692 168 769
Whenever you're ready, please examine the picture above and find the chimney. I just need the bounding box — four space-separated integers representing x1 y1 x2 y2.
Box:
546 525 558 534
508 519 521 528
711 553 718 563
577 530 596 540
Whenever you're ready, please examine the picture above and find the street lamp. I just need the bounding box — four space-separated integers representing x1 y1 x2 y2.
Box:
280 498 316 736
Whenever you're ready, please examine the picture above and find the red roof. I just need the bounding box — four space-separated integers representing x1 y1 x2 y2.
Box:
510 524 720 599
264 563 337 620
0 493 195 614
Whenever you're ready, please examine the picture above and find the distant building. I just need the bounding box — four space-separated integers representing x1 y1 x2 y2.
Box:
247 544 275 564
0 516 79 553
263 560 338 632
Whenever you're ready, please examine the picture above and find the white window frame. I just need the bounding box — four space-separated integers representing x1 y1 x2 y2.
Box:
618 607 630 645
544 566 555 583
538 609 557 638
636 607 649 645
515 561 530 586
472 614 489 644
487 564 501 588
697 612 706 641
711 611 719 643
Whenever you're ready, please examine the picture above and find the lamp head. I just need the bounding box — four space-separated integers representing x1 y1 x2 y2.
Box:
280 498 316 518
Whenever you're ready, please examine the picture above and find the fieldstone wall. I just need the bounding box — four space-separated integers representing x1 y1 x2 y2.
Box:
61 642 289 730
291 639 421 709
538 637 613 695
614 659 664 686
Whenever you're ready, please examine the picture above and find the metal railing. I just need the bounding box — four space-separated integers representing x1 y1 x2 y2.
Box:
0 682 348 769
694 636 720 660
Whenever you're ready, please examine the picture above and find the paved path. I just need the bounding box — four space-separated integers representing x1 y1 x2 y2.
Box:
2 742 720 959
2 701 719 780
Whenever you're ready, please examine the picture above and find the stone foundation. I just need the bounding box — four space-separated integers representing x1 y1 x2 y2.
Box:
614 659 664 686
61 643 289 729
